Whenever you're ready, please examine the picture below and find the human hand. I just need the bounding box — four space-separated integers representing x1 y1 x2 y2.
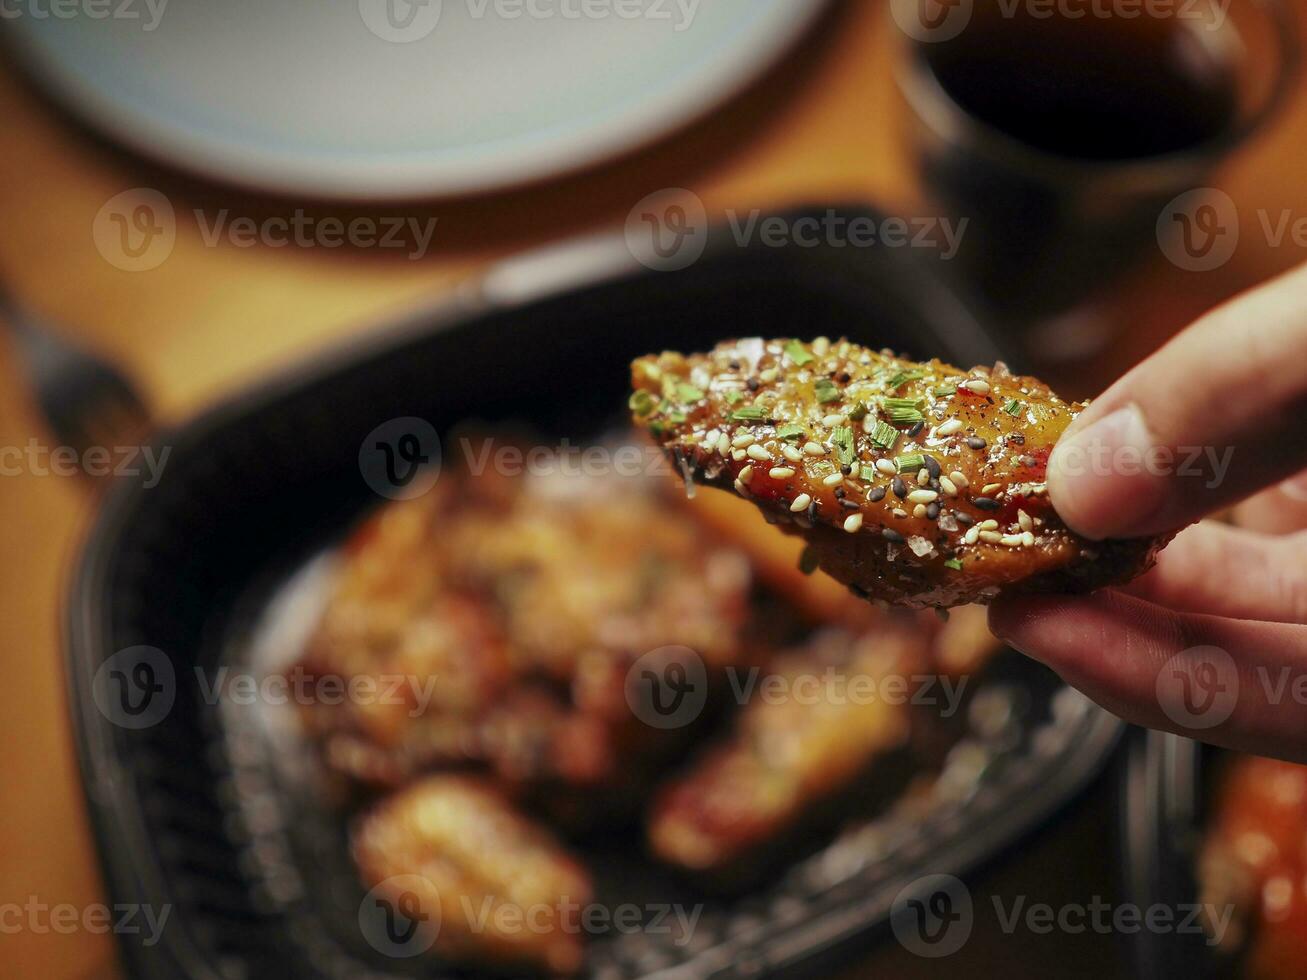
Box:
989 263 1307 761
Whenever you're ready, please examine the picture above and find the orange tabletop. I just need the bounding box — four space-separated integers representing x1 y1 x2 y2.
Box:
3 3 1307 978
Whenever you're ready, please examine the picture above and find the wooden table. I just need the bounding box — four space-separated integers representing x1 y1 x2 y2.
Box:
3 2 1306 977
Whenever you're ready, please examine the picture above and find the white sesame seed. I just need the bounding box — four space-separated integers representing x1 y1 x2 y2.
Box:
876 459 898 476
1018 509 1033 532
979 519 999 531
823 414 847 428
964 526 981 545
716 432 730 456
950 470 969 489
739 465 755 485
936 419 963 437
843 513 864 533
732 432 756 448
917 469 931 487
940 476 959 497
812 337 831 357
1022 531 1036 547
893 508 909 519
769 467 796 480
913 504 927 519
803 442 827 457
759 368 779 383
732 449 747 462
964 378 992 395
782 445 804 463
980 531 1003 544
862 415 877 434
823 472 845 487
907 489 939 505
982 483 1003 496
734 479 750 496
1001 534 1024 548
790 493 812 513
747 444 771 462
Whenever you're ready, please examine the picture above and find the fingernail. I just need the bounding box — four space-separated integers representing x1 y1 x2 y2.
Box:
1282 471 1307 503
1047 404 1165 540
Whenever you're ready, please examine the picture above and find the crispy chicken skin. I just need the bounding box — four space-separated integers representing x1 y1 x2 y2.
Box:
1200 756 1307 979
354 776 593 974
631 338 1169 608
648 624 920 876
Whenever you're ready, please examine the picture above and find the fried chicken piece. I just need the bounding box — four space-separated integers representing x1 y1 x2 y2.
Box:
1200 756 1307 979
631 338 1170 608
354 775 593 974
648 623 921 878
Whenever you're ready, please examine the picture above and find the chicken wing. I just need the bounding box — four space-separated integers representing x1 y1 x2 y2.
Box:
631 338 1170 608
354 775 593 974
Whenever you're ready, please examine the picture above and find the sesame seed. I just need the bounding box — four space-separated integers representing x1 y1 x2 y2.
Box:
804 442 827 457
979 520 999 530
950 470 969 489
955 512 975 526
980 531 1003 544
747 444 771 462
913 504 927 519
917 469 931 487
1018 510 1033 532
790 493 812 513
716 432 731 456
893 477 907 498
936 419 963 437
964 378 992 395
769 467 796 480
759 368 779 383
966 437 987 450
892 508 909 519
964 526 981 545
868 486 887 503
982 483 1003 496
1022 531 1036 547
876 459 897 476
739 465 755 484
734 479 750 496
924 455 942 479
823 472 845 487
812 336 831 357
841 499 862 511
732 432 756 448
883 528 904 543
974 497 1001 511
782 445 803 463
844 514 864 533
926 502 941 520
823 414 846 428
907 489 939 505
732 449 747 462
1001 534 1024 548
940 476 959 497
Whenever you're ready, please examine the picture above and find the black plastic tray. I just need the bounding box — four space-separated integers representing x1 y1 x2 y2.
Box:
66 207 1126 980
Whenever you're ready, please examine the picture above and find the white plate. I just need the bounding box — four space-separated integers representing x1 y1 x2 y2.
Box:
7 0 828 199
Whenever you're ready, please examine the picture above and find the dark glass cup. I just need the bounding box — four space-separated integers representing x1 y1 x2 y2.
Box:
892 0 1298 335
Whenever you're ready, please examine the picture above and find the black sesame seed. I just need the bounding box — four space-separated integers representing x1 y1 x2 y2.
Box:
834 487 846 499
967 437 987 450
868 486 888 503
808 502 819 522
926 502 941 520
883 528 905 543
842 465 853 475
924 455 941 479
973 497 1001 511
836 372 852 384
955 512 975 526
909 421 925 437
892 477 907 498
850 584 871 599
1010 434 1026 446
841 499 862 511
747 378 760 392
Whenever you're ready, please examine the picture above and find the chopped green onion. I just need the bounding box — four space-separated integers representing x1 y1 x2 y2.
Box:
888 406 925 425
887 369 926 391
731 406 768 422
934 384 958 397
784 340 815 367
848 402 868 421
776 423 806 441
882 397 923 411
814 378 842 404
724 390 746 406
831 426 856 467
676 383 705 403
896 453 925 473
945 558 964 571
667 411 687 425
871 420 899 450
1003 398 1024 417
629 390 658 417
859 464 877 482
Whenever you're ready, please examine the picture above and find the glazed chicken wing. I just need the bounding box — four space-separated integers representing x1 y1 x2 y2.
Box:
354 775 593 974
631 338 1169 608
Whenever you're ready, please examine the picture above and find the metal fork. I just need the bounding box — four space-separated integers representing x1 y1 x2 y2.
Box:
1 283 151 468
